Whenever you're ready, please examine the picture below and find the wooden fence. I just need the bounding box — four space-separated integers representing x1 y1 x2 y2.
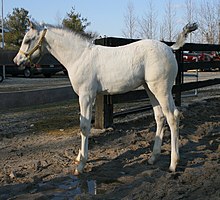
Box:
94 37 220 129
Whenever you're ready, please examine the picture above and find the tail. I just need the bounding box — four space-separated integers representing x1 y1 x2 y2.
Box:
171 22 198 50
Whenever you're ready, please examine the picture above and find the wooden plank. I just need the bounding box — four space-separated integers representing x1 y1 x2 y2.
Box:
182 43 220 51
95 95 105 129
180 78 220 91
183 61 220 71
113 105 152 118
95 95 113 129
104 95 113 128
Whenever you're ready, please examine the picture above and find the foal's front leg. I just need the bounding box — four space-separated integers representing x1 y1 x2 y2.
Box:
74 93 94 175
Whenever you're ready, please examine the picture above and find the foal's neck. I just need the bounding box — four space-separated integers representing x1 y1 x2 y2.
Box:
44 28 90 68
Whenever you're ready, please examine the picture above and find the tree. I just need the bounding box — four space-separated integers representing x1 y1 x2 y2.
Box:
163 0 177 42
122 1 138 38
138 0 157 39
159 24 166 41
62 7 98 39
184 0 196 42
62 7 90 34
0 17 7 48
5 8 29 49
54 11 63 28
197 0 220 44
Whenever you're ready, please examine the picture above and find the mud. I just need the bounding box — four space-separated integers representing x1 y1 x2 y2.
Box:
0 76 220 199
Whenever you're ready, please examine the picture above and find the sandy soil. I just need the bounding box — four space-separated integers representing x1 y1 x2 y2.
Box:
0 73 220 199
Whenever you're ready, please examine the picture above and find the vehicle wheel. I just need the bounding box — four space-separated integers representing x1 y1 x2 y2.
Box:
24 68 33 78
0 74 3 82
43 73 51 78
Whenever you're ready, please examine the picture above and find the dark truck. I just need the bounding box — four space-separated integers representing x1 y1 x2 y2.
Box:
0 50 66 78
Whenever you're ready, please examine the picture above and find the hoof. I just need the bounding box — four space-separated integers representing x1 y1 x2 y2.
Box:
73 163 84 175
148 158 154 165
73 169 80 176
74 160 80 165
169 165 176 172
169 157 179 172
148 154 159 165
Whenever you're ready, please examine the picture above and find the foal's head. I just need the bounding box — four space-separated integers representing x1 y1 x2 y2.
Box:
13 21 46 67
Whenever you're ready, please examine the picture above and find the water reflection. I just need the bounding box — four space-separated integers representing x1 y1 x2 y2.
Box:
87 179 97 195
0 175 97 199
49 175 97 198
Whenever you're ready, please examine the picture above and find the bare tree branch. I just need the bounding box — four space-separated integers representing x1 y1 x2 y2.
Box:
122 1 138 39
138 0 158 39
185 0 196 42
197 0 220 44
163 0 177 42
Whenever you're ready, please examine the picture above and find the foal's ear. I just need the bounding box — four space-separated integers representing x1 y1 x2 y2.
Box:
29 20 36 29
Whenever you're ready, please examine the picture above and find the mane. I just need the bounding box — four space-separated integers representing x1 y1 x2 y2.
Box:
47 26 92 45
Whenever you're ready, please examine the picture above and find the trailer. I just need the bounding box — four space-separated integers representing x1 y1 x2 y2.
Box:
0 50 66 78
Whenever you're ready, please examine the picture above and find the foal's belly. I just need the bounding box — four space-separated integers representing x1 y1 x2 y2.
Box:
99 78 144 95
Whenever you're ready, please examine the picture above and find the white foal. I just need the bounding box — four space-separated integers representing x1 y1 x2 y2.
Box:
14 21 197 174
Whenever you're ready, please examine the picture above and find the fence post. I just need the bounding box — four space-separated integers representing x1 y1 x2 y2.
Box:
95 94 113 129
174 50 183 106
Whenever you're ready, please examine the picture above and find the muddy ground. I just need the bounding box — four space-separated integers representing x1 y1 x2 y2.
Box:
0 74 220 199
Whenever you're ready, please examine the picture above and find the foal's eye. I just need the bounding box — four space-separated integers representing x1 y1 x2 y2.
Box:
24 38 30 44
24 36 35 44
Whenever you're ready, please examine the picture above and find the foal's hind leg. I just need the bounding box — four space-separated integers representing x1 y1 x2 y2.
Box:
147 82 180 172
144 84 166 164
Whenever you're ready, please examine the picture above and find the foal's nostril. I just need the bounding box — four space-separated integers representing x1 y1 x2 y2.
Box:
13 55 23 66
13 57 17 64
13 53 26 66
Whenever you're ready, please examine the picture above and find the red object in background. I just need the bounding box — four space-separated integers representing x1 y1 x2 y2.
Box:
183 52 200 62
183 51 214 62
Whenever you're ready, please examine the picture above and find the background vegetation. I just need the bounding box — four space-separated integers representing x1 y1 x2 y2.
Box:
0 0 219 50
122 0 220 44
0 7 96 50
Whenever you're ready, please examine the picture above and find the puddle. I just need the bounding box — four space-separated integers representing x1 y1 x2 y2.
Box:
1 175 97 199
42 175 97 198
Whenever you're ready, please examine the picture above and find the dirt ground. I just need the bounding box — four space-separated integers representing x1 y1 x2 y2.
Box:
0 73 220 199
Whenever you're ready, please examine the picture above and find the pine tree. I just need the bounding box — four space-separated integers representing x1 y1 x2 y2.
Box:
4 8 29 49
62 7 90 34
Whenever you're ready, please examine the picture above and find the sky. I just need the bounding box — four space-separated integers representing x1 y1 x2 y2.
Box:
3 0 189 37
